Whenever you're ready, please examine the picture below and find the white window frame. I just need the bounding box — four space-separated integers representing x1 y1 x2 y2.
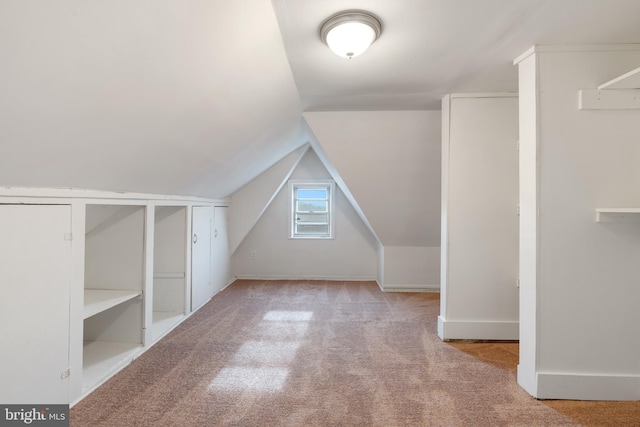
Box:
288 179 335 239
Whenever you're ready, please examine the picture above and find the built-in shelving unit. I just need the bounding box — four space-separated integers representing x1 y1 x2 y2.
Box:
151 206 188 341
1 187 230 406
595 208 640 222
83 204 145 392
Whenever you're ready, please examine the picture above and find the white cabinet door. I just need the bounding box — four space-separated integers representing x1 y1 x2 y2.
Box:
212 207 229 294
191 206 212 311
0 205 71 404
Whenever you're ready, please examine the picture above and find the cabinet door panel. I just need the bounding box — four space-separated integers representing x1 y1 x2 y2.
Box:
191 206 212 311
212 207 229 294
0 205 71 404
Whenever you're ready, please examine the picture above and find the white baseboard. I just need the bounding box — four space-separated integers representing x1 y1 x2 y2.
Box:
536 372 640 401
437 316 518 340
382 284 440 293
233 275 377 282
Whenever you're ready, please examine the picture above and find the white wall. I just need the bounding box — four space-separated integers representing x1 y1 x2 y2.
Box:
304 111 441 290
231 149 378 280
438 94 519 340
304 111 440 247
383 246 440 291
228 146 305 254
516 45 640 400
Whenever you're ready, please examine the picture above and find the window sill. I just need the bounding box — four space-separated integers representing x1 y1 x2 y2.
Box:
289 235 334 240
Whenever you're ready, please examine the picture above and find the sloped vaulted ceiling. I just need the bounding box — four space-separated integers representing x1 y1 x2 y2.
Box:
0 0 304 198
4 1 640 199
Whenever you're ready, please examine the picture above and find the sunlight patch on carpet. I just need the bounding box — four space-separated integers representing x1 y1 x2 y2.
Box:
209 367 290 392
263 311 313 322
209 310 314 394
232 341 302 365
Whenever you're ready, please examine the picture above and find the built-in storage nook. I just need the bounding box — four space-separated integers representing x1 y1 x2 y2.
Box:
83 204 146 393
1 188 230 405
152 205 188 340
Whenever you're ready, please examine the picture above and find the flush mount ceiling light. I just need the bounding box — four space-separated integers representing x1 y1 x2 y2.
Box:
320 10 382 59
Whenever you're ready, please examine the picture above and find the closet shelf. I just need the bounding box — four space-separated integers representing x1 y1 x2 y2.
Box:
153 272 185 279
597 65 640 90
595 208 640 223
84 289 142 319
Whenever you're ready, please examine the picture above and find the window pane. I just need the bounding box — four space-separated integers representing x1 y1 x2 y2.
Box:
296 200 327 212
295 213 329 224
290 181 333 239
297 188 327 199
296 224 329 235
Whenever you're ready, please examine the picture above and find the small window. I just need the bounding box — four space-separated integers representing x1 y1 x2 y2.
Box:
289 180 335 239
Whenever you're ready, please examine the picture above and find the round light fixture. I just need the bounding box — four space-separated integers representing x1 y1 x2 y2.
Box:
320 11 382 59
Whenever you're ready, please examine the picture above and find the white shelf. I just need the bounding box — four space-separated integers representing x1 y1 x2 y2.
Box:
84 289 142 319
595 208 640 222
152 311 184 340
153 272 185 279
597 66 640 90
82 340 142 392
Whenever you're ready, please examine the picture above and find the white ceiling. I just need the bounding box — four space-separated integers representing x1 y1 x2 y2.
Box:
273 0 640 110
2 1 640 198
0 0 304 198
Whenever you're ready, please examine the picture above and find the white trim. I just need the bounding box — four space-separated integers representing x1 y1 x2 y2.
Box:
450 92 518 99
514 46 537 65
0 186 227 204
437 317 519 341
536 372 640 401
234 274 377 282
517 364 539 397
383 284 440 293
579 89 640 110
514 44 640 65
288 179 335 239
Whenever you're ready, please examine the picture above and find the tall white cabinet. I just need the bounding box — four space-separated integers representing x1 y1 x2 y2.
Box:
0 205 72 404
0 190 230 406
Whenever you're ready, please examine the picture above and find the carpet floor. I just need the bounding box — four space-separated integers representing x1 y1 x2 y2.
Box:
70 280 637 426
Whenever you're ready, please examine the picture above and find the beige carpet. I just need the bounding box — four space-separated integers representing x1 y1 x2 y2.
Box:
72 280 581 426
451 342 640 426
